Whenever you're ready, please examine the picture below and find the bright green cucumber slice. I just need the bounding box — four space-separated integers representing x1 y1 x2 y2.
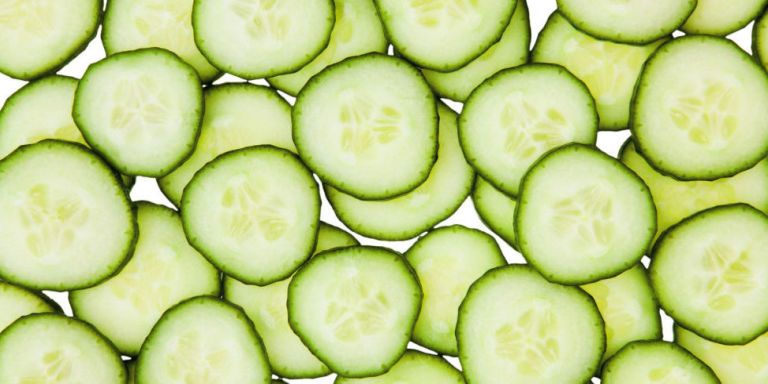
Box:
288 246 422 377
335 350 465 384
324 103 473 240
682 0 768 36
158 83 295 206
755 8 768 71
472 178 517 249
651 204 768 344
0 281 59 333
0 140 136 291
459 64 598 197
458 264 605 383
602 341 719 384
676 325 768 384
182 146 319 285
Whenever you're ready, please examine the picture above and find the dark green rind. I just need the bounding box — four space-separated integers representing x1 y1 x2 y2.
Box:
334 350 464 383
287 246 422 378
471 178 518 250
0 140 137 291
682 0 768 36
0 281 63 320
602 341 720 383
753 6 768 70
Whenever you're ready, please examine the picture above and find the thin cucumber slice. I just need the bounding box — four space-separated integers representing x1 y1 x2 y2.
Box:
224 223 359 379
294 53 437 200
267 0 388 96
182 146 320 285
374 0 516 71
406 225 506 356
676 325 768 384
556 0 695 44
0 0 101 80
631 36 768 180
0 281 59 333
335 350 464 384
532 12 666 131
472 177 518 249
288 246 422 377
74 48 203 177
620 140 768 241
0 140 136 291
420 0 530 102
458 265 605 383
682 0 768 36
0 314 126 383
71 203 221 356
516 144 655 285
602 341 719 384
581 265 662 363
158 83 294 206
127 361 136 384
459 64 598 197
325 104 473 240
192 0 335 79
651 204 768 344
103 0 220 82
755 8 768 71
136 296 271 384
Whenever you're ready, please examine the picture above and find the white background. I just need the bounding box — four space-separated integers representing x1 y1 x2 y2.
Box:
0 0 756 382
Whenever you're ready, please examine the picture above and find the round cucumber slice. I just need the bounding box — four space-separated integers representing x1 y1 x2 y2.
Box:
0 281 59 333
103 0 221 83
182 146 320 285
602 341 719 384
192 0 335 79
136 296 271 384
420 0 530 102
682 0 768 36
158 83 295 206
631 36 768 181
374 0 516 71
676 325 768 384
0 140 136 291
335 350 464 384
74 48 203 177
324 103 473 240
0 314 126 383
294 53 437 200
472 178 518 249
516 144 656 285
458 264 605 383
651 204 768 345
406 225 506 356
267 0 388 96
288 246 422 377
460 64 598 197
556 0 695 44
0 0 102 80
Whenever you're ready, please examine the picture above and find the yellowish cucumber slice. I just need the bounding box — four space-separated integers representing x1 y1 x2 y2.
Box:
335 350 464 384
472 178 518 249
676 325 768 384
602 341 719 384
682 0 768 36
0 281 59 333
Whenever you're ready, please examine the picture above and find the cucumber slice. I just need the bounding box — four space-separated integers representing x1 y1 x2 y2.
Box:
420 0 530 102
71 203 221 356
128 361 136 384
632 36 768 180
602 341 719 384
192 0 335 79
324 104 473 240
0 314 126 383
533 12 666 131
472 177 518 249
288 246 422 377
267 0 388 96
0 0 101 80
458 265 605 383
682 0 768 36
459 64 598 197
556 0 695 44
335 350 464 384
0 140 136 291
755 8 768 71
516 144 655 285
406 225 506 356
74 48 203 177
620 140 768 241
676 325 768 384
182 146 320 285
581 265 662 363
0 281 59 333
224 223 359 379
158 83 295 206
374 0 516 71
103 0 221 82
136 296 271 384
651 204 768 344
293 53 437 200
